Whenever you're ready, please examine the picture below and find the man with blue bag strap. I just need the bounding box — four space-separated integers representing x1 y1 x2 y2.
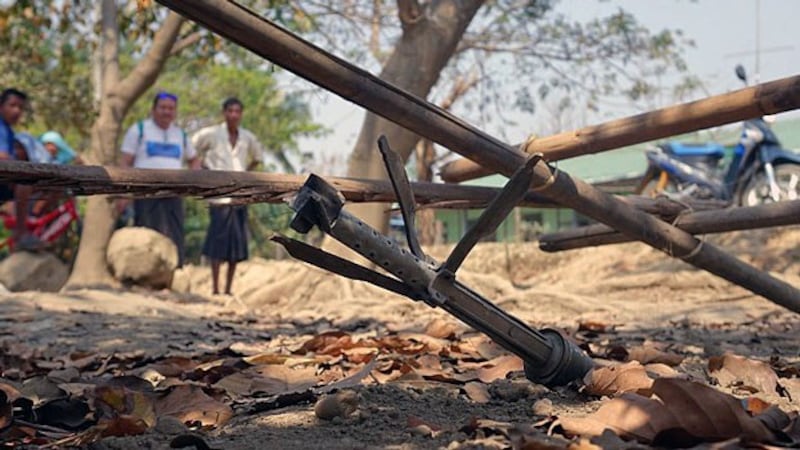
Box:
119 91 200 267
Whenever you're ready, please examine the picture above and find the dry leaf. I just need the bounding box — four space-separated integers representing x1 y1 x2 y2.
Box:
0 382 21 403
340 347 378 364
782 378 800 404
644 363 685 379
566 438 603 450
155 385 232 427
709 354 779 395
19 376 66 406
583 362 654 397
100 416 150 437
0 390 11 430
242 353 290 365
626 345 684 366
651 378 773 445
424 318 458 339
94 385 157 428
143 357 197 378
560 378 774 446
477 355 523 383
463 382 491 404
215 365 317 397
35 397 91 429
298 331 354 355
316 357 377 394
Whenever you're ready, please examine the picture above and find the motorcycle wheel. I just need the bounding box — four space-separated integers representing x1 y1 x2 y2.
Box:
740 164 800 206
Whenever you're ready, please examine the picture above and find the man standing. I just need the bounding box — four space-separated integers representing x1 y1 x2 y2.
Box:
120 91 200 266
0 88 42 250
192 97 265 296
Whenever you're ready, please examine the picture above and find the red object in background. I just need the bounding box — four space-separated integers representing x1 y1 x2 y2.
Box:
0 198 80 252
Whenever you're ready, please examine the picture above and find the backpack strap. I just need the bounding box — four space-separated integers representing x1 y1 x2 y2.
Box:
137 120 144 148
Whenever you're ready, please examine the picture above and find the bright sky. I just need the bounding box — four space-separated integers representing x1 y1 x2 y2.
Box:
291 0 800 174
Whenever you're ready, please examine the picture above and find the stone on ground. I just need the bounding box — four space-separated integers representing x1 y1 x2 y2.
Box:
0 251 68 292
107 227 178 289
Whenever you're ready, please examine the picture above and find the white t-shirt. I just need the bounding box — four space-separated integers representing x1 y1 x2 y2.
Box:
192 123 265 172
120 118 197 170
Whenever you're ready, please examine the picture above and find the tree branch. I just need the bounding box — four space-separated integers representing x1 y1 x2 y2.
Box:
396 0 422 30
113 11 185 107
169 30 203 56
100 0 121 92
369 0 384 61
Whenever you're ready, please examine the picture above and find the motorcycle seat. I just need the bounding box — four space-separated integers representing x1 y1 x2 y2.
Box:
663 142 725 158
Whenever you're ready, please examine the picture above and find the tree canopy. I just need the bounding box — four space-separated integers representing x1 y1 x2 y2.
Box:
0 1 323 168
253 0 696 137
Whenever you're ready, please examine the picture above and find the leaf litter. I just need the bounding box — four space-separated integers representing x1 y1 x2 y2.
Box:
0 231 799 448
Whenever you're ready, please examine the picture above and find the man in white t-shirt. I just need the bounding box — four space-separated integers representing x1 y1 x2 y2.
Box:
120 91 201 267
192 97 265 296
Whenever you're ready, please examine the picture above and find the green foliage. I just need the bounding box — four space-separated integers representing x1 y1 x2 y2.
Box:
278 0 696 134
0 2 97 146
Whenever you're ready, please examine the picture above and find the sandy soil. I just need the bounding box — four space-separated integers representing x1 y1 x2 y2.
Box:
1 226 799 449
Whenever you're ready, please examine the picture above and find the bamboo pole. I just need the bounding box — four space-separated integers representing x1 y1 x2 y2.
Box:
540 200 800 252
0 161 728 215
155 0 800 312
440 75 800 183
0 161 552 207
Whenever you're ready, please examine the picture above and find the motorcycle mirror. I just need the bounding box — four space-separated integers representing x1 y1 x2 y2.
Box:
735 64 748 84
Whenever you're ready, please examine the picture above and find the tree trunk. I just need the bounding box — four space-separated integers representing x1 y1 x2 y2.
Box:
416 139 437 246
329 0 483 257
65 4 185 288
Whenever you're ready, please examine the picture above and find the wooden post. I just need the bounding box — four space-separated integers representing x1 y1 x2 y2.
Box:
155 0 800 312
439 75 800 183
540 200 800 252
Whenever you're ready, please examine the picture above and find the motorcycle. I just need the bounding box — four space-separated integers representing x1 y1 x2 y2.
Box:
636 65 800 206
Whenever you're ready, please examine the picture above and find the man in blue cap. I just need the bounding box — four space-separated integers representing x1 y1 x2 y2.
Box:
119 91 200 267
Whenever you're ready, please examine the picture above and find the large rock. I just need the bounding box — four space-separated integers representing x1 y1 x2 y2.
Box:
0 252 68 292
107 227 178 289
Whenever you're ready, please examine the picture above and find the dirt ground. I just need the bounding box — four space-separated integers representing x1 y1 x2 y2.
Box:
1 226 799 449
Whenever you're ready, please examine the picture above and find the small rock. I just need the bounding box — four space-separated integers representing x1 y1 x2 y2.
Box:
409 424 434 437
155 415 188 435
490 379 531 402
314 390 359 420
139 369 166 387
532 398 554 416
0 252 68 292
